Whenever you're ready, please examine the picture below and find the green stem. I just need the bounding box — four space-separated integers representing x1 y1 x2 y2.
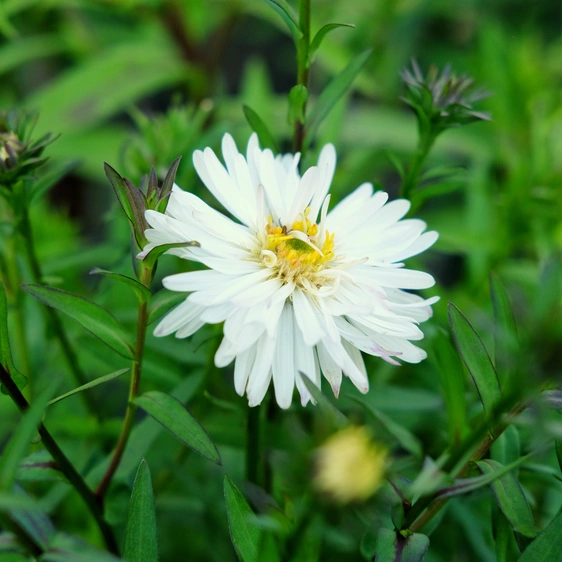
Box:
403 400 528 532
400 129 437 200
95 264 151 501
293 0 311 154
0 364 118 554
246 405 263 486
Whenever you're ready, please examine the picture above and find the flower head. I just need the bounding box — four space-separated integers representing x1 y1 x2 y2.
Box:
142 134 438 408
314 426 387 503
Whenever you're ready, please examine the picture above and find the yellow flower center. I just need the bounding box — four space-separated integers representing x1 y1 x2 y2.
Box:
260 207 335 285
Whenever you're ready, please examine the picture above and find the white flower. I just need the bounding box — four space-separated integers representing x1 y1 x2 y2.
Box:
142 134 439 409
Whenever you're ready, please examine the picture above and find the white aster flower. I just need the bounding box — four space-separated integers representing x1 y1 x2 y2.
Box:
142 133 439 409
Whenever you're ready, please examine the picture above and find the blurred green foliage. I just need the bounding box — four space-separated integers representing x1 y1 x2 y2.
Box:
0 0 561 561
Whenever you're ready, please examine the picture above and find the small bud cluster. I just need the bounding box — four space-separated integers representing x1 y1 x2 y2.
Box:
0 110 56 187
401 60 491 136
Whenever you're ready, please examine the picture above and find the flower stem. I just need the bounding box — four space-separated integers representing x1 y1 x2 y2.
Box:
95 264 152 501
0 363 118 554
293 0 311 155
246 404 263 486
400 129 437 200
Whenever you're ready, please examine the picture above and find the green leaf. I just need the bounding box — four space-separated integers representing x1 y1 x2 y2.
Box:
262 0 300 43
309 23 355 63
123 460 158 562
299 373 348 428
0 35 64 76
476 459 537 537
243 105 279 152
40 533 122 562
382 148 405 179
431 332 467 444
349 396 422 457
47 368 130 407
9 486 56 551
374 528 430 562
0 387 54 491
17 450 67 483
147 290 188 325
448 303 501 419
304 49 372 148
139 241 200 270
133 391 221 465
490 273 518 388
22 284 135 359
516 510 562 562
104 162 135 224
0 284 27 393
556 440 562 474
224 475 261 562
437 451 537 499
288 85 308 126
156 156 182 213
90 267 152 303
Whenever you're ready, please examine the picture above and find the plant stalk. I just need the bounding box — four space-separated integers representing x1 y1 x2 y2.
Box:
246 404 263 487
95 264 152 501
400 129 437 200
0 364 118 554
293 0 311 154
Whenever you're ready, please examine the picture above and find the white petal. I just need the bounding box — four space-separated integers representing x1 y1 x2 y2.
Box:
316 341 342 397
272 303 295 409
215 337 236 368
234 344 257 396
309 143 336 221
162 269 230 292
246 333 276 407
231 277 282 308
285 166 318 225
292 290 326 346
154 300 204 337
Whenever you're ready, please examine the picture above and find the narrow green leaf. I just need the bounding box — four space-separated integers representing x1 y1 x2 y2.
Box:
139 241 200 270
243 105 279 152
17 450 66 483
104 162 135 224
477 459 536 536
40 533 122 562
123 460 158 562
224 475 261 562
22 284 135 359
382 148 405 179
157 156 182 211
288 85 308 126
10 485 56 551
349 396 422 457
147 290 188 325
0 493 40 512
0 387 53 491
516 510 562 562
309 23 355 63
47 368 130 407
133 391 221 465
556 440 562 474
448 303 501 418
437 451 537 499
431 332 467 444
299 373 348 428
304 49 372 148
374 528 430 562
490 273 518 388
0 284 27 393
262 0 300 43
29 159 81 202
90 267 152 303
